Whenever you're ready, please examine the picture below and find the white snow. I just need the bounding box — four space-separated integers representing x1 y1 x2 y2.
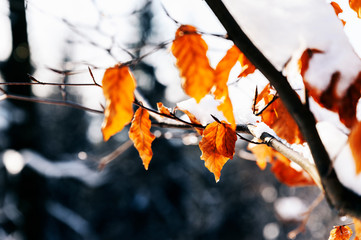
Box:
317 121 361 195
223 0 361 96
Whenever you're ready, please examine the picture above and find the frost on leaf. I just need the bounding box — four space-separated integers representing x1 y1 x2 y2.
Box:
350 0 361 18
328 225 353 240
101 65 136 141
171 25 214 103
129 108 155 170
349 121 361 174
256 84 304 144
199 121 237 182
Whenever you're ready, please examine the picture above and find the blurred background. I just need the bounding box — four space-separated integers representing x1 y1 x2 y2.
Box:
0 0 351 239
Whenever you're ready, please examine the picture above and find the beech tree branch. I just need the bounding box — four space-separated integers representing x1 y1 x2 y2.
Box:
205 0 361 218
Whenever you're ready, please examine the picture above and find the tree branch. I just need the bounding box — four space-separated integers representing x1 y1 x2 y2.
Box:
205 0 361 218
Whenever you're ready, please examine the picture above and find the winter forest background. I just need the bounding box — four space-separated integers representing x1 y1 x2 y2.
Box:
0 0 354 239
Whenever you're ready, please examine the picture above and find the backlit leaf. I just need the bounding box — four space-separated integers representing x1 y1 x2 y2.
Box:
350 0 361 18
129 108 155 170
353 218 361 240
178 108 204 135
248 143 272 170
214 45 240 99
217 95 236 129
199 121 237 182
328 225 353 240
349 121 361 174
102 65 136 141
257 84 304 144
172 25 214 102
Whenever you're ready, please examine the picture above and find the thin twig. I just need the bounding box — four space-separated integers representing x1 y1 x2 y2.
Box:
288 193 325 239
0 93 103 114
98 140 133 170
255 94 279 116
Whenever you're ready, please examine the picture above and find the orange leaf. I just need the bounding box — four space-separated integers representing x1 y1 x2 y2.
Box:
217 95 236 128
248 144 272 170
178 108 204 135
271 157 315 187
257 84 304 144
172 25 214 102
350 0 361 18
102 65 136 141
238 51 256 78
157 102 172 117
328 225 353 240
214 45 240 99
129 108 155 170
349 121 361 174
199 121 237 182
331 2 346 25
354 218 361 240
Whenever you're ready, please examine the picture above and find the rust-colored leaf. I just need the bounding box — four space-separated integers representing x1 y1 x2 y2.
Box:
129 108 155 170
172 25 214 102
102 65 136 141
331 2 346 25
214 45 240 99
199 121 237 182
328 225 353 240
299 49 361 129
349 121 361 174
350 0 361 18
238 51 256 78
271 157 315 187
257 84 304 144
157 102 172 117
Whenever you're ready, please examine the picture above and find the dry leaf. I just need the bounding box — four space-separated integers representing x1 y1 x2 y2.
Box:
271 157 315 187
199 121 237 182
328 225 353 240
157 102 172 117
102 65 136 141
349 121 361 174
257 84 304 144
299 49 361 128
331 2 346 25
172 25 214 102
350 0 361 18
179 108 204 135
129 108 155 170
